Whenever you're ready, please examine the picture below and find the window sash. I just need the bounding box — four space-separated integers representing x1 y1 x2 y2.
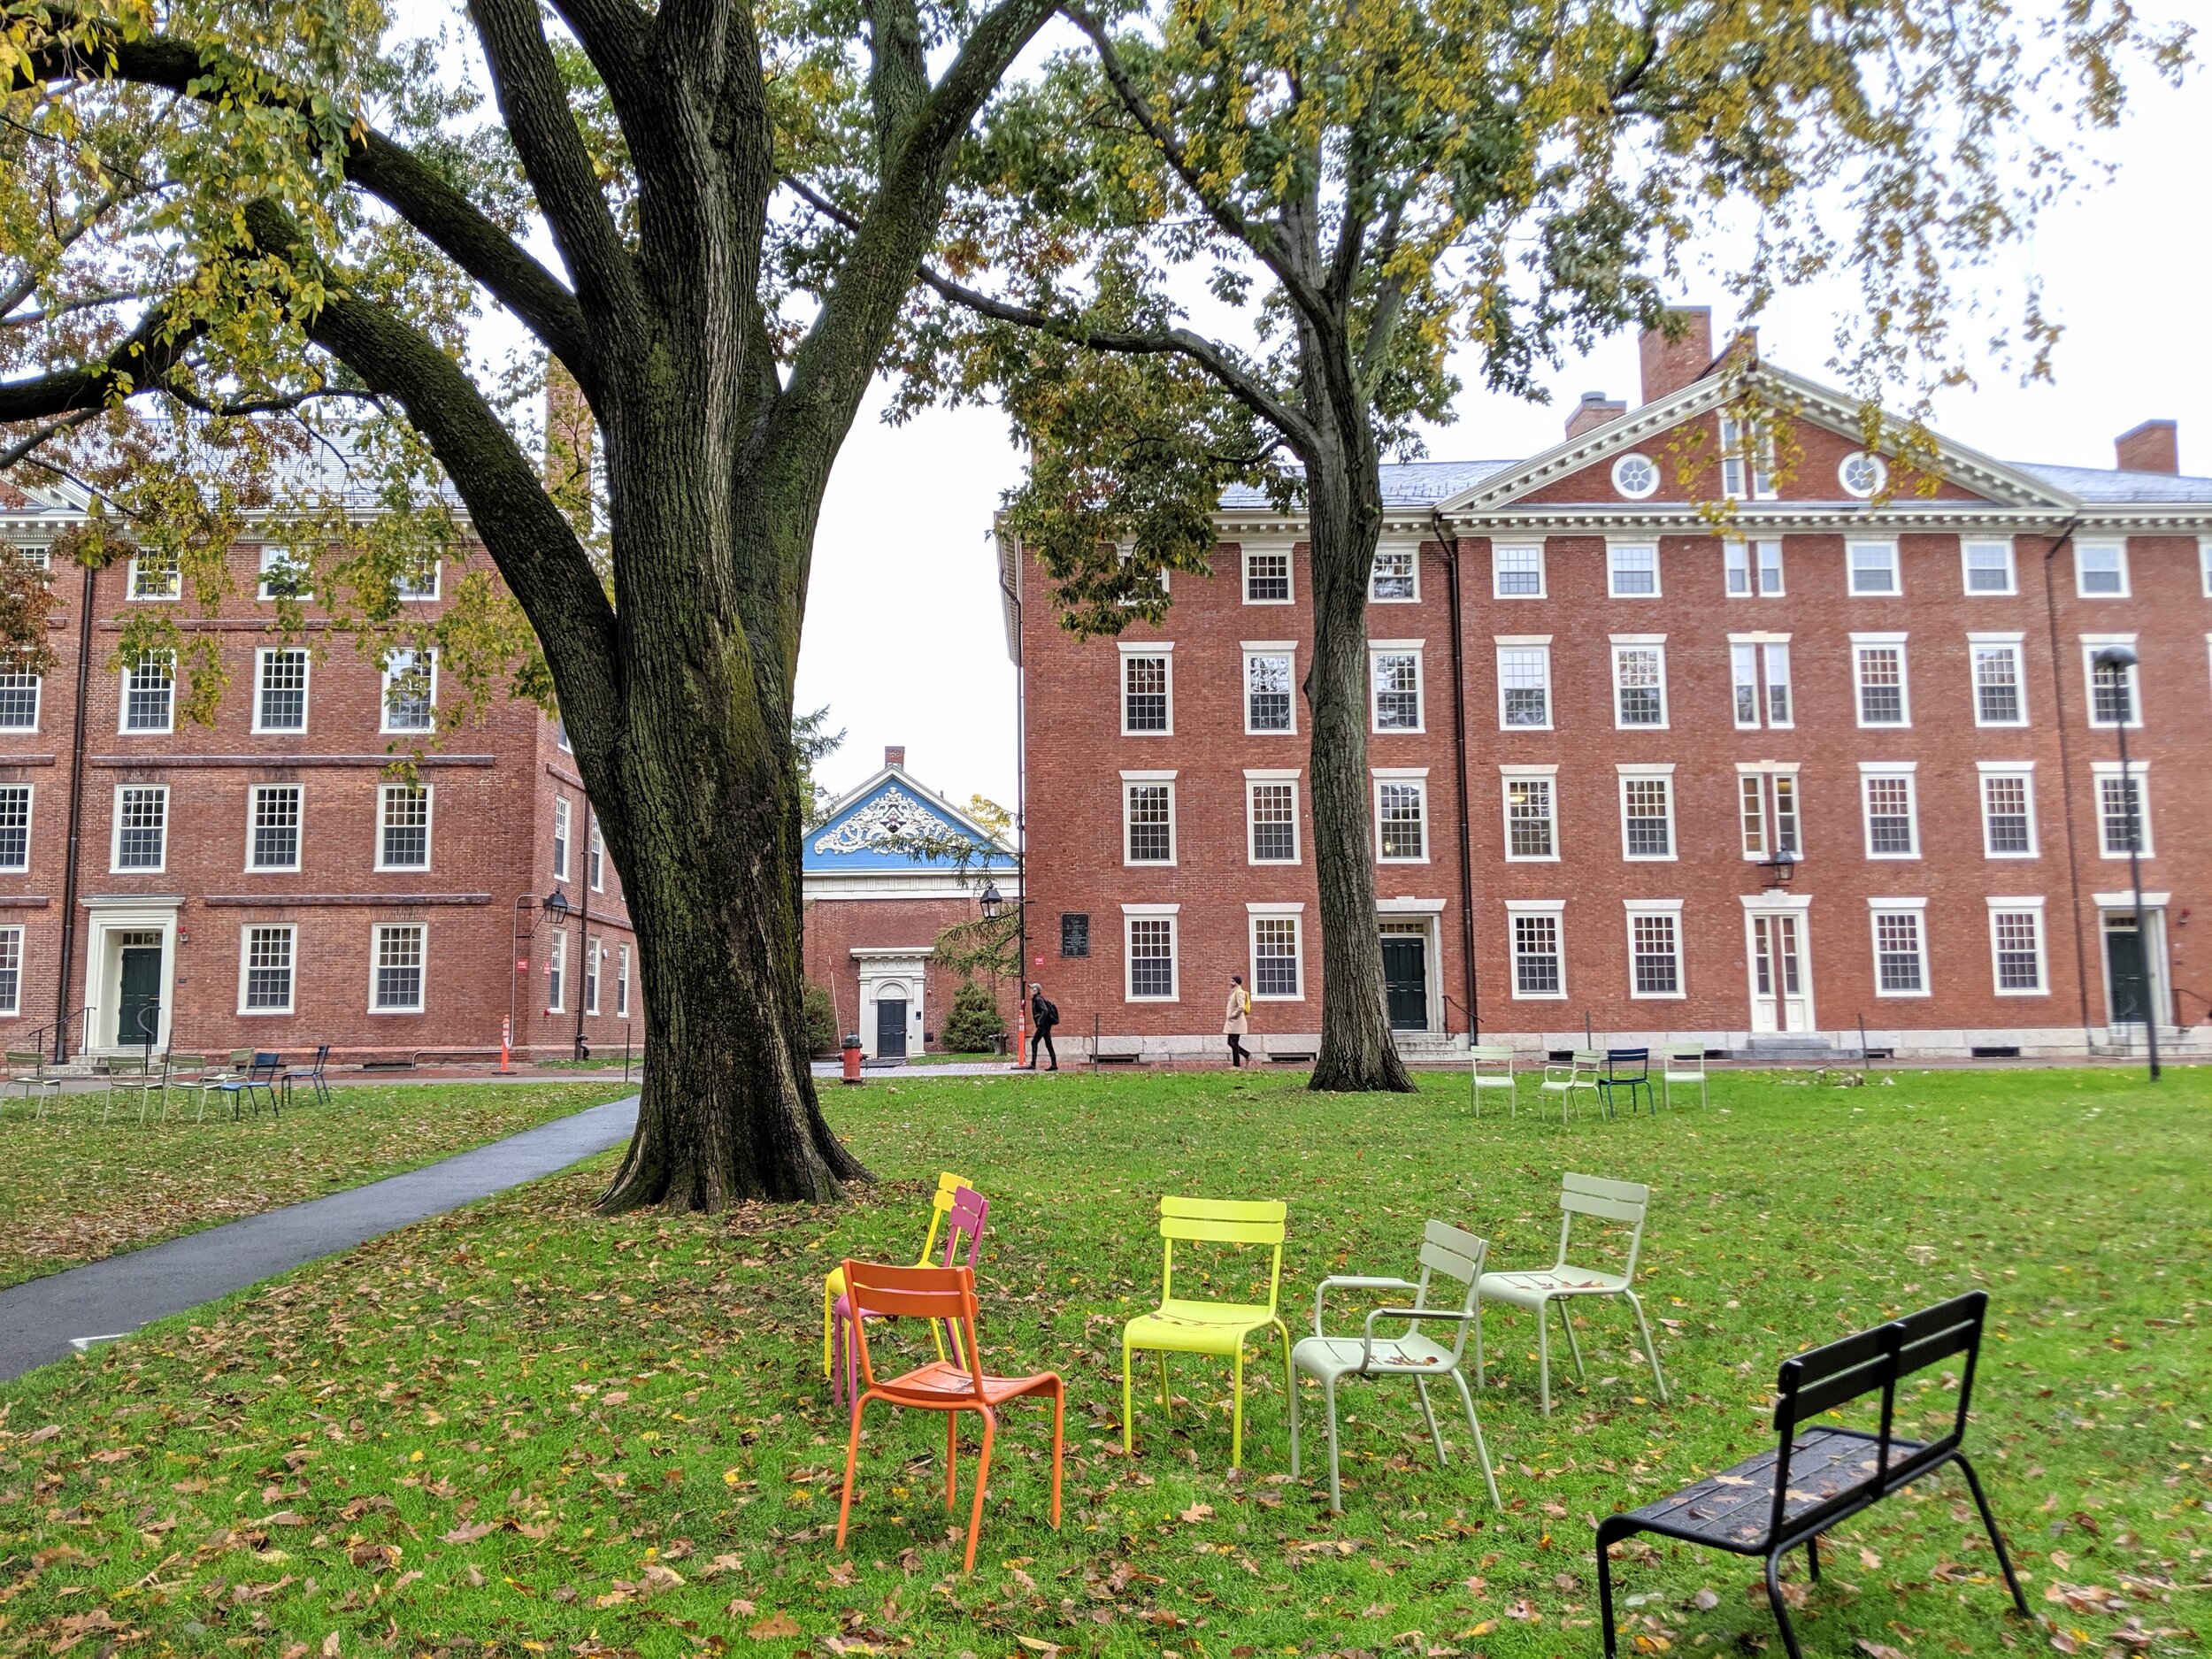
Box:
1855 645 1908 725
1121 654 1171 733
381 649 436 732
547 928 567 1010
115 786 167 870
1497 646 1550 728
255 649 310 732
373 924 426 1012
123 653 175 732
1504 778 1554 860
250 785 302 870
2098 774 2147 857
1247 781 1297 864
1125 783 1174 864
1243 549 1291 603
242 925 296 1011
379 785 431 869
1973 644 2024 725
0 660 41 731
1511 913 1563 996
1371 651 1422 731
1873 911 1926 995
1252 917 1301 998
1370 547 1417 600
551 797 572 879
1245 652 1294 732
0 925 19 1015
257 547 313 601
1376 781 1426 860
615 944 631 1017
1848 541 1900 594
1964 540 2016 594
2077 543 2127 596
1981 773 2035 856
1126 916 1177 999
1863 775 1918 856
2086 656 2139 727
1613 646 1666 726
1993 910 2045 992
1608 543 1658 596
1493 544 1543 597
1629 912 1680 996
129 551 181 600
0 786 28 872
1620 777 1673 859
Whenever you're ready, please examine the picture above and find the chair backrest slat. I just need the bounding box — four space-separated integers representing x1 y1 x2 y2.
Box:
1156 1196 1286 1312
1468 1045 1515 1060
842 1260 985 1402
1417 1220 1486 1286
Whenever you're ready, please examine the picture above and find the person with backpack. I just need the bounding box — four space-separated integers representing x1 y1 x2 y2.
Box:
1025 982 1060 1071
1223 973 1252 1067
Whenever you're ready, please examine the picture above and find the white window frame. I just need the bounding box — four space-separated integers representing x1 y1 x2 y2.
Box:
1491 541 1546 599
256 545 313 602
584 937 602 1016
1240 544 1294 605
1609 635 1669 729
1244 770 1300 866
1617 764 1677 863
1369 543 1419 603
2080 635 2143 730
110 783 168 872
615 942 631 1018
1121 771 1177 866
1847 538 1901 596
1987 898 2049 997
379 648 438 734
1606 538 1661 599
1839 452 1887 499
1500 764 1558 864
238 922 298 1016
588 822 605 892
546 926 567 1012
552 795 572 880
370 921 427 1015
1962 538 2017 596
1859 762 1921 861
2075 540 2130 599
1118 641 1174 737
375 782 434 872
1624 900 1685 1001
1728 634 1793 730
2200 536 2212 598
1505 899 1568 1001
1968 633 2029 729
1610 453 1660 500
1724 538 1785 598
1851 633 1911 728
1247 904 1305 1002
246 782 303 873
0 923 21 1016
1494 635 1553 731
1122 904 1179 1002
1241 643 1298 736
119 652 176 734
0 783 32 873
1977 762 2039 860
127 551 181 602
2092 760 2153 859
1372 768 1430 864
1868 898 1931 999
1718 416 1777 501
1735 763 1803 863
251 647 311 734
0 656 42 732
1368 641 1425 734
396 559 441 602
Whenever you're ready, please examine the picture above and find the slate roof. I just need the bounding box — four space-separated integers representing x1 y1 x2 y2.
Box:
2008 463 2212 506
1218 459 1519 510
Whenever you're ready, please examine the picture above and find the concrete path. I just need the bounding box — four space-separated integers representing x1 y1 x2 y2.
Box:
0 1094 639 1385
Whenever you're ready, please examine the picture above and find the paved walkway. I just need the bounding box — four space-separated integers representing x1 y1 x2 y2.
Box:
0 1094 639 1384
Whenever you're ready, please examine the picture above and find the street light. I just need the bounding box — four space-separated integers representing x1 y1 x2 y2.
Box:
2092 644 2159 1081
543 887 572 921
978 879 1004 919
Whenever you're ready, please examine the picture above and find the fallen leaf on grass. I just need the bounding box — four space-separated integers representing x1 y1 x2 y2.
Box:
1016 1640 1061 1656
1503 1598 1541 1622
1692 1588 1719 1611
1859 1548 1883 1571
1179 1502 1214 1524
441 1521 495 1544
321 1636 341 1658
747 1611 801 1640
1854 1642 1909 1659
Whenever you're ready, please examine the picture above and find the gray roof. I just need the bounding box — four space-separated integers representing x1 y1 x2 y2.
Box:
1219 459 1518 510
2009 462 2212 506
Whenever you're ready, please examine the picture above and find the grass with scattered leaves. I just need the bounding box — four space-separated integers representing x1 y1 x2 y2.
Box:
0 1064 2204 1659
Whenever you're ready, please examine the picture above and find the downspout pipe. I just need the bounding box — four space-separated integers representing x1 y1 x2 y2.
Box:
52 559 96 1063
1432 509 1479 1040
2039 517 2094 1054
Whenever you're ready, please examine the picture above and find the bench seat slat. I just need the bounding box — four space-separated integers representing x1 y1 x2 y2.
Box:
1622 1429 1925 1551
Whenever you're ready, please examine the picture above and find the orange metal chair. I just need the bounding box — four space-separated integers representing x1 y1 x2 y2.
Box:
834 1260 1064 1572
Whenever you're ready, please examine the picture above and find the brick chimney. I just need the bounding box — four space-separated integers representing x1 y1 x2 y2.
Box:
884 744 906 770
1565 391 1627 439
1638 308 1715 405
2115 419 2178 474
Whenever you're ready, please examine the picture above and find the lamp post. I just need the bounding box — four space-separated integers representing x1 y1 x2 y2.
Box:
2092 644 2159 1081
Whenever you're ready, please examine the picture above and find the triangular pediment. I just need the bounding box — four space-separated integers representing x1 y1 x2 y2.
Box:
803 768 1009 873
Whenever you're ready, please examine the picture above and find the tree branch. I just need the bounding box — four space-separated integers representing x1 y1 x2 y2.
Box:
548 0 650 93
0 409 94 473
0 296 206 424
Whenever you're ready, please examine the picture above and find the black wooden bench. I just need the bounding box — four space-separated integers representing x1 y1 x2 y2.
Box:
1595 1289 2028 1658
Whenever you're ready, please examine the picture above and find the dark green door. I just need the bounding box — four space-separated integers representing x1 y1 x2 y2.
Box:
117 944 162 1047
2105 916 2149 1024
875 996 909 1058
1380 934 1428 1031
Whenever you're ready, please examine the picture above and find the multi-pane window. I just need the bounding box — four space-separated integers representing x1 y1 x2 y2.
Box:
1251 915 1302 998
396 559 441 601
1848 539 1901 595
113 785 167 870
1370 546 1417 601
373 923 426 1012
1628 910 1681 997
1963 540 2016 595
379 784 431 869
615 943 632 1017
0 925 19 1016
546 928 567 1011
1247 778 1298 864
1730 639 1793 727
1980 769 2037 857
241 925 296 1013
249 784 302 870
1375 777 1427 861
0 786 27 872
1243 548 1291 603
1126 914 1177 1000
2202 536 2212 597
255 648 309 732
1971 640 2026 726
257 546 312 600
584 940 601 1016
1991 905 2047 994
1496 641 1551 728
1245 650 1294 733
552 795 572 879
1872 909 1927 995
1608 541 1659 597
0 655 41 730
1718 417 1774 498
123 651 175 732
1619 772 1674 860
1724 539 1784 596
1120 650 1171 734
1509 910 1564 997
128 551 181 600
1493 543 1544 597
1370 648 1423 731
2085 645 2140 728
2076 542 2128 597
1611 641 1667 727
1124 780 1175 864
2096 767 2151 858
1502 772 1555 860
1060 912 1091 957
588 823 604 891
1862 770 1919 858
1854 640 1909 726
1739 771 1801 860
381 649 436 733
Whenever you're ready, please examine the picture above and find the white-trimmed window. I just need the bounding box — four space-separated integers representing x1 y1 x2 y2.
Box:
546 927 567 1012
1245 773 1299 864
552 795 572 879
111 784 167 871
1493 542 1545 598
1119 645 1172 734
2076 541 2128 598
1839 452 1887 499
1853 635 1910 726
1502 766 1556 862
0 785 28 872
2200 536 2212 597
615 942 631 1018
380 648 437 733
1607 541 1660 597
1123 774 1176 864
1248 908 1303 1000
0 925 19 1015
257 545 312 601
396 558 441 602
1626 902 1684 998
122 651 175 733
248 784 302 871
1507 902 1566 999
1611 638 1667 728
2093 761 2152 859
2082 637 2141 728
127 551 181 601
1860 764 1919 859
1848 539 1901 595
1989 900 2048 995
254 648 310 733
9 542 46 571
1870 901 1929 996
1611 453 1660 499
1374 772 1428 862
1738 766 1801 861
1125 908 1179 1001
1970 635 2027 727
1724 537 1786 598
1495 637 1551 729
0 654 42 731
584 939 602 1016
1617 766 1675 860
1730 636 1793 728
1370 643 1424 732
1718 417 1775 499
240 924 296 1014
1243 646 1295 733
378 783 431 870
1978 764 2038 859
1963 539 2016 595
1242 546 1292 603
372 922 426 1013
588 822 604 891
1370 545 1417 602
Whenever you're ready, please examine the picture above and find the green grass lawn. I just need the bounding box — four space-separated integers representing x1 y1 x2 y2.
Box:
0 1066 2203 1658
0 1080 636 1287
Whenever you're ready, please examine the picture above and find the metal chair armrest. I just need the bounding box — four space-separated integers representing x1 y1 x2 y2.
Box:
1314 1275 1418 1335
1357 1303 1474 1371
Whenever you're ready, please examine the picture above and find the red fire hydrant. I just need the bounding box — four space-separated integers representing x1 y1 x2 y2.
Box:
841 1034 864 1086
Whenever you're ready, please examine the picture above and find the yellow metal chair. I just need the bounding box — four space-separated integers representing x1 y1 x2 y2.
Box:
1121 1195 1293 1470
823 1170 971 1381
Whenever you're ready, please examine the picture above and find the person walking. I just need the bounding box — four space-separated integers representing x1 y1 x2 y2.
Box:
1223 974 1252 1067
1025 981 1060 1071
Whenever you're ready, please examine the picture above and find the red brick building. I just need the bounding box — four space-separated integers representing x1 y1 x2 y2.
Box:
0 494 639 1065
1002 311 2212 1061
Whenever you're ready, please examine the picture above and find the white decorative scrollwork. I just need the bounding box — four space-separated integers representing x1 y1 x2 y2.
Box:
811 786 958 856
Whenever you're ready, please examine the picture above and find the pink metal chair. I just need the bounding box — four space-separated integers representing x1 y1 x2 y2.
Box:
832 1183 988 1408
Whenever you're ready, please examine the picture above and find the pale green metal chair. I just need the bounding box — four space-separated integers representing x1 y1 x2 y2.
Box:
1538 1049 1601 1124
1468 1045 1518 1117
1662 1047 1709 1110
1290 1220 1502 1513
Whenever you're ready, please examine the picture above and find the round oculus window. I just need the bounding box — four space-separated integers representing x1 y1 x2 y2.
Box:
1839 451 1886 498
1611 452 1660 499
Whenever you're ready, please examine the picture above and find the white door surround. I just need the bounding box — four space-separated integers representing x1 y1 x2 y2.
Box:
80 895 182 1054
851 947 931 1059
1739 892 1815 1035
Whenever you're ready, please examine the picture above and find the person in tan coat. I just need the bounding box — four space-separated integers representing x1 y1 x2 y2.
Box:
1223 974 1252 1068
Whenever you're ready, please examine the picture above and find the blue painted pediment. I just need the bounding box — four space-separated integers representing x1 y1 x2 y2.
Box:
803 775 1002 872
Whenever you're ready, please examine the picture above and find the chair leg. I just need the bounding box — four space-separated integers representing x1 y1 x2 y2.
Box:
834 1394 868 1553
1449 1368 1501 1509
1805 1534 1820 1582
1415 1377 1445 1466
1536 1300 1553 1414
945 1409 960 1509
1764 1549 1806 1659
1471 1301 1486 1393
822 1284 836 1379
1046 1383 1065 1529
1556 1295 1588 1382
1322 1375 1341 1513
1597 1523 1622 1658
1287 1358 1302 1476
1121 1342 1136 1454
961 1407 996 1573
1158 1349 1171 1414
1623 1290 1670 1402
1229 1343 1246 1471
1954 1451 2031 1617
